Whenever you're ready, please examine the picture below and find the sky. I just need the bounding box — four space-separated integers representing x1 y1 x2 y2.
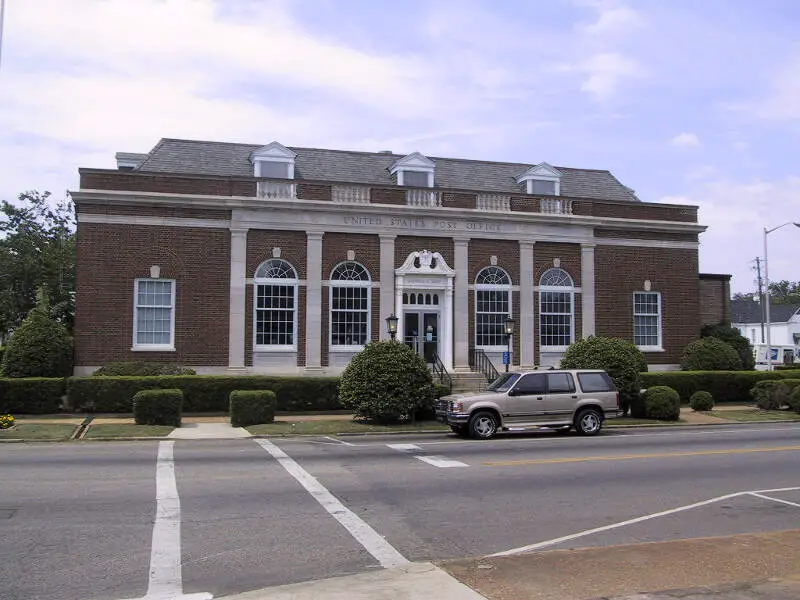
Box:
0 0 798 294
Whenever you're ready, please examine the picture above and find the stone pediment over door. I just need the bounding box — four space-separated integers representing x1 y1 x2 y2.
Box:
396 250 455 283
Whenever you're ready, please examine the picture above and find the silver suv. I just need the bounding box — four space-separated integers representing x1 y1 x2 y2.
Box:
436 369 621 439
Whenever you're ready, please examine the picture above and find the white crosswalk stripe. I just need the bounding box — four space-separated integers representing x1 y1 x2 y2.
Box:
387 443 469 468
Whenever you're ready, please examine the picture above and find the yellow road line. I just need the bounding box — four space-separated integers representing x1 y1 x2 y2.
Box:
484 445 800 467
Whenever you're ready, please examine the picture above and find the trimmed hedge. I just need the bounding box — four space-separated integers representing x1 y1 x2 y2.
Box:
0 378 66 414
642 386 681 420
775 364 800 371
230 390 276 427
133 389 182 426
93 361 196 376
639 371 800 404
689 390 714 411
68 375 341 413
789 387 800 413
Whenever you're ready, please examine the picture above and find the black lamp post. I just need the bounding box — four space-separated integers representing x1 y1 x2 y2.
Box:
504 315 515 372
386 314 398 341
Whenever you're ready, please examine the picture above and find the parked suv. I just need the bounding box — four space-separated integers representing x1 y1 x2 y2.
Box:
435 369 620 439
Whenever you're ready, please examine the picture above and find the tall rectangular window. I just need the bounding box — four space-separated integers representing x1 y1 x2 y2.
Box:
331 286 369 346
634 292 662 349
476 290 510 347
134 279 175 349
540 291 572 348
256 284 295 346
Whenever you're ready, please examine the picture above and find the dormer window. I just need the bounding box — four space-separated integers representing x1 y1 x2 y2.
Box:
250 141 296 179
389 152 435 188
515 162 562 196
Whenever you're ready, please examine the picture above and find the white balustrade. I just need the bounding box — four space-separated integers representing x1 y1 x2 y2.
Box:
476 194 510 212
257 181 296 200
332 185 370 204
540 198 573 215
406 189 441 207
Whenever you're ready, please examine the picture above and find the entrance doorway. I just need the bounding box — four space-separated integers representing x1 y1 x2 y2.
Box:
403 311 439 364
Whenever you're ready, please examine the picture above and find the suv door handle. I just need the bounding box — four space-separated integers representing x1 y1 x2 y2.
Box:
571 395 578 399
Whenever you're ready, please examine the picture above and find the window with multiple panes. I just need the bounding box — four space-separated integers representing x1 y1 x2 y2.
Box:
402 170 430 187
539 268 574 349
254 259 298 349
475 266 512 348
133 279 175 349
330 262 371 348
633 291 662 349
529 179 557 195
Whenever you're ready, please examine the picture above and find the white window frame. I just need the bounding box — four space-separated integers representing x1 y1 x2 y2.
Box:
132 278 176 351
398 169 434 188
539 268 574 352
329 261 372 352
474 266 513 351
253 259 299 352
633 291 663 351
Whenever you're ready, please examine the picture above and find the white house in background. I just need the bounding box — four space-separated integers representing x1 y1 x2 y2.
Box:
732 299 800 365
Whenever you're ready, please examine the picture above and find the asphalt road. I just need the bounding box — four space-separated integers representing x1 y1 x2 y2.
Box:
1 423 799 600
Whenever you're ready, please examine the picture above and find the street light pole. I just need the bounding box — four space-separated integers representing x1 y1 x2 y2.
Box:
763 222 800 371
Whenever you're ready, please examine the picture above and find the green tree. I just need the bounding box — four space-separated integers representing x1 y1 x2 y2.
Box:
680 337 742 371
0 191 75 340
767 280 800 305
1 288 73 378
701 323 755 370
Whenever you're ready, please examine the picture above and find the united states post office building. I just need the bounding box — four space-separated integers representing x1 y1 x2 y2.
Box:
71 139 728 376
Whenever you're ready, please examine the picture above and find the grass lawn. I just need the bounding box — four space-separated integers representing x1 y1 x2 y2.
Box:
0 424 78 440
246 419 450 436
83 424 175 438
702 409 800 422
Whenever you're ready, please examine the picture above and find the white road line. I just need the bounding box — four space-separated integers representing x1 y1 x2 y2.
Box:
126 441 212 600
322 436 356 446
489 485 800 558
255 439 409 569
416 456 469 468
387 443 423 452
749 492 800 508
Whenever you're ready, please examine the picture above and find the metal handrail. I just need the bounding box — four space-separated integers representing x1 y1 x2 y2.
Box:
469 348 500 383
431 352 452 393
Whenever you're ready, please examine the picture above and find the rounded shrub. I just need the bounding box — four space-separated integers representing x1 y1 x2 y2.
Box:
750 380 789 410
788 387 800 414
700 324 755 370
560 336 647 416
642 386 681 420
689 390 714 411
1 305 72 378
680 337 742 372
339 340 435 423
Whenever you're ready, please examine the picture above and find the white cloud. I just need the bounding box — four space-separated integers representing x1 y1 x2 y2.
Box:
753 54 800 121
580 3 644 36
575 52 644 99
659 176 800 291
671 132 701 148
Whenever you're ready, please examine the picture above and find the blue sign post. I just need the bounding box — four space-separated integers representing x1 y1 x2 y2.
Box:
502 351 510 365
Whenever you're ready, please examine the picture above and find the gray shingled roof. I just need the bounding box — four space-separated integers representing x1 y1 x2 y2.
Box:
731 299 800 324
134 138 640 202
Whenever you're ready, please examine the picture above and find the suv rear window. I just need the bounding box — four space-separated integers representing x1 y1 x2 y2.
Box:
577 372 616 392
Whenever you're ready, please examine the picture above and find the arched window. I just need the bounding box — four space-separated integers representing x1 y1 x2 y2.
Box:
330 261 371 348
475 266 512 348
539 268 574 350
254 259 298 349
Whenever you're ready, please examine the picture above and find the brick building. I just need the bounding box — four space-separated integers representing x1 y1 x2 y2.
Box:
71 139 728 376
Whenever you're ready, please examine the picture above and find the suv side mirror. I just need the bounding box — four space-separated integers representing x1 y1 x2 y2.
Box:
507 388 519 397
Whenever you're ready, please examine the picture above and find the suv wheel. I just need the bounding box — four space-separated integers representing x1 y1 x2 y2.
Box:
469 411 498 440
575 408 602 436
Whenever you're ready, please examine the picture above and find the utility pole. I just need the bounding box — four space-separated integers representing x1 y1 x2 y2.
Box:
0 0 6 74
755 257 765 343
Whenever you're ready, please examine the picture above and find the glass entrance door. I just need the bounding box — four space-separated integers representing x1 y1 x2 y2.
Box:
403 311 439 364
